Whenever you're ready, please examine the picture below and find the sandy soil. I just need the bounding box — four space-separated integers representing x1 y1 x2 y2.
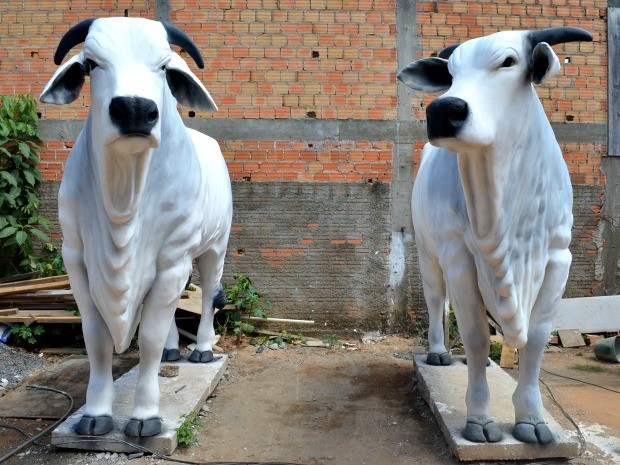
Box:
0 335 618 465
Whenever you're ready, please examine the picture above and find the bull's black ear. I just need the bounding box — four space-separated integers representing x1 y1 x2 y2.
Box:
40 54 87 104
397 58 452 93
530 42 560 85
166 53 217 111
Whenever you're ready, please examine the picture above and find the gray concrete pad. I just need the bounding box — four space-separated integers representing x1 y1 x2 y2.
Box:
51 355 227 455
413 355 579 461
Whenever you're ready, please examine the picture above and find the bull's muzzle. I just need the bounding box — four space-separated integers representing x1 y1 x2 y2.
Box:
426 96 468 141
109 96 159 136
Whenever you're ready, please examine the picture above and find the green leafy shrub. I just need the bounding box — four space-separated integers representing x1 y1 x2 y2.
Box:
9 323 45 346
219 273 272 337
175 412 202 447
489 341 503 361
322 333 343 348
0 94 53 276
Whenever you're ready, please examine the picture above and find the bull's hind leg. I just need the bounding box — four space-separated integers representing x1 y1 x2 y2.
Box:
161 320 181 362
161 274 193 362
190 247 227 363
125 264 189 437
418 244 451 366
512 249 570 444
443 246 502 443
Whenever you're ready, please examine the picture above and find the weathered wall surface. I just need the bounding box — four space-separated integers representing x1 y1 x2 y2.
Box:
2 0 615 334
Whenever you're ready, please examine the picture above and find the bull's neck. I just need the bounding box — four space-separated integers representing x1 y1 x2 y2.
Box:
456 102 548 267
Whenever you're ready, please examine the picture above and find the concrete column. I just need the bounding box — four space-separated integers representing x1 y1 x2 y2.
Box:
387 0 418 332
155 0 170 22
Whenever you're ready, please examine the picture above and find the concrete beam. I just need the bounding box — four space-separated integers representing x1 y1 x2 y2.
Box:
36 118 603 145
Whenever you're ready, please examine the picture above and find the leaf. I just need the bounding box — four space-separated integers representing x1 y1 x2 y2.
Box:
15 230 27 245
23 169 35 186
0 226 17 238
0 171 17 186
30 228 49 242
17 141 31 159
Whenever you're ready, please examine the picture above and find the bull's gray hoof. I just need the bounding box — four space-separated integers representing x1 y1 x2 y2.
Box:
462 357 491 366
426 352 452 366
513 421 553 444
463 419 502 443
161 348 181 362
125 418 162 437
212 287 227 310
189 349 214 363
75 415 114 435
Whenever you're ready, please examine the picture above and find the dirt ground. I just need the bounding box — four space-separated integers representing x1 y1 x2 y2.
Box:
0 335 619 465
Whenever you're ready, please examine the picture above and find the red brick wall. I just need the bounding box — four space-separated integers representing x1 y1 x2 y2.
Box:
414 0 608 187
0 0 608 187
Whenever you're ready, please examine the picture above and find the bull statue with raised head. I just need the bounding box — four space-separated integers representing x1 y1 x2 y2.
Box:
397 27 592 444
40 17 232 437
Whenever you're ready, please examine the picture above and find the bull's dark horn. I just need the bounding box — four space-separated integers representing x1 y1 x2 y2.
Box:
161 21 204 69
54 18 96 65
530 26 592 47
439 44 460 59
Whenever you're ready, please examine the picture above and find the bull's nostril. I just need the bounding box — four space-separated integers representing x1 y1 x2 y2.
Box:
147 109 159 123
109 100 123 123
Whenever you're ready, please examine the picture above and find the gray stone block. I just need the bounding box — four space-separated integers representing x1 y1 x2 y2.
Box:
51 355 228 455
413 355 579 461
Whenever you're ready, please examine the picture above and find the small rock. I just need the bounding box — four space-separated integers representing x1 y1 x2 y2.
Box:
268 343 279 350
201 404 210 413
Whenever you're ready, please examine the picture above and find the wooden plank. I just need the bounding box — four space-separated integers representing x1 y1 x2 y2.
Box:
40 347 87 355
0 271 41 284
552 295 620 333
0 308 17 316
0 309 81 324
0 275 71 297
23 316 81 324
610 8 620 155
499 341 517 369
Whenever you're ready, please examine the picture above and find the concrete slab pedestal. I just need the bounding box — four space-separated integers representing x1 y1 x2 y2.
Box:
52 355 228 455
413 355 579 461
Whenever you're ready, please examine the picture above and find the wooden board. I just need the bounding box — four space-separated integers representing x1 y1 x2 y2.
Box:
499 341 517 369
0 275 71 297
0 308 81 325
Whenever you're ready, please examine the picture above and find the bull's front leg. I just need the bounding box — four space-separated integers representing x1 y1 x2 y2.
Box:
512 248 571 444
125 265 188 437
442 244 502 443
64 247 116 436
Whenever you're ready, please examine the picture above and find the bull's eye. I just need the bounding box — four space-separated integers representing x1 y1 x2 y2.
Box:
501 57 516 68
161 65 166 71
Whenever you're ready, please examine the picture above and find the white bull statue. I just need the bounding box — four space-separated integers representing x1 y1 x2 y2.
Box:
398 27 592 444
40 17 232 437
